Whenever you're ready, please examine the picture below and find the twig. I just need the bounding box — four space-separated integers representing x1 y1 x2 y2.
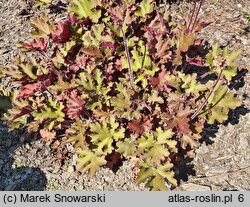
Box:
192 165 250 181
119 25 134 86
187 1 197 31
191 0 204 32
141 43 147 71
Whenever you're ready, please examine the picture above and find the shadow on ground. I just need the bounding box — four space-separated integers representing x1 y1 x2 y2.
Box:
172 54 249 186
0 121 47 191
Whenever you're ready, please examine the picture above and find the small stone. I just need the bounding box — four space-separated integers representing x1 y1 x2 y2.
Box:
239 137 248 150
240 38 248 45
0 49 8 55
30 148 37 155
205 167 227 177
52 165 60 174
182 183 211 191
198 144 210 154
67 166 74 173
62 172 71 179
214 31 229 47
15 151 21 156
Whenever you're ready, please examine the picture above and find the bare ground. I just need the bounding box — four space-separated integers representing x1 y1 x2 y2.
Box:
0 0 249 191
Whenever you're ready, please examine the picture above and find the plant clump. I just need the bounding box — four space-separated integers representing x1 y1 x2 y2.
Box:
0 0 242 190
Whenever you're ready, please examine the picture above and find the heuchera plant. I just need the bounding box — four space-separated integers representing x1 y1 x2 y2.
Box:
0 0 242 190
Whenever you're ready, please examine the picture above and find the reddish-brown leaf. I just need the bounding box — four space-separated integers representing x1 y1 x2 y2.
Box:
165 107 193 135
66 90 85 119
155 35 172 61
70 64 80 72
81 46 103 58
128 116 152 136
51 20 71 43
149 69 172 91
40 128 56 144
21 38 48 52
76 56 88 68
17 82 41 98
107 6 124 23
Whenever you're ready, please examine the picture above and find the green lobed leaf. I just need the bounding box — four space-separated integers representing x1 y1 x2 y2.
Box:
205 85 242 124
64 120 88 149
32 98 64 130
0 0 243 191
116 137 137 157
89 117 125 154
135 161 177 191
76 149 107 176
19 63 37 80
82 23 113 47
35 0 53 7
137 128 177 165
30 15 54 38
68 0 101 23
206 44 241 81
135 0 154 17
178 72 207 96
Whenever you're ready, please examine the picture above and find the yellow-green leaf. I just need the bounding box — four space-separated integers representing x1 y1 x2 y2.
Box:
76 149 106 176
69 0 101 23
30 15 54 37
135 0 154 17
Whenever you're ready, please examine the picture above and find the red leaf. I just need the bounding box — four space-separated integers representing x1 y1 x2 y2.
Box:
68 15 78 24
51 20 71 43
21 38 48 52
76 56 88 68
101 41 117 50
41 73 55 89
128 116 152 136
165 107 193 135
66 90 85 119
107 6 124 23
40 128 56 144
70 64 80 72
149 70 173 91
17 82 41 98
155 35 172 61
